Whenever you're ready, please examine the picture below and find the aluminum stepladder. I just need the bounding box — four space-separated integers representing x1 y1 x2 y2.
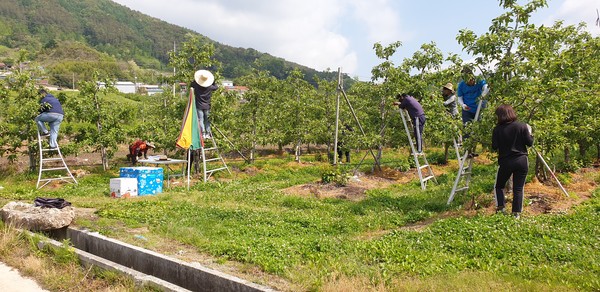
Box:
36 129 77 189
452 135 463 166
199 132 231 182
399 109 436 190
447 99 484 205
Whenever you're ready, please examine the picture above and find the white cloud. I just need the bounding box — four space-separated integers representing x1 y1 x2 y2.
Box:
113 0 359 74
544 0 600 35
348 0 409 45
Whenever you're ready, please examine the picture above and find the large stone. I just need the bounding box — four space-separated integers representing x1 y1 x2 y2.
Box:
0 201 75 231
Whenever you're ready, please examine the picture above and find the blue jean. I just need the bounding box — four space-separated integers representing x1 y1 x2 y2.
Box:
35 112 63 148
196 109 210 135
461 110 477 125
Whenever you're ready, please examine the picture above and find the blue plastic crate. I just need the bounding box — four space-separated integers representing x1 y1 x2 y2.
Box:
120 167 163 195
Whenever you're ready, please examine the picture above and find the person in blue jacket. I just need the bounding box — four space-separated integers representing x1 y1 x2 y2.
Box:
34 88 64 149
457 66 489 125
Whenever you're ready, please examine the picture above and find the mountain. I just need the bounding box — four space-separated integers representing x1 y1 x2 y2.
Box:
0 0 347 85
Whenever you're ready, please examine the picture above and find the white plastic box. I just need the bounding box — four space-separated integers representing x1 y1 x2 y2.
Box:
110 178 138 198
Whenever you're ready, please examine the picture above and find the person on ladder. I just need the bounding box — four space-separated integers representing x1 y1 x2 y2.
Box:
191 69 218 139
457 66 489 125
34 88 64 149
491 104 533 219
457 66 489 158
441 83 459 118
441 82 462 161
393 93 426 154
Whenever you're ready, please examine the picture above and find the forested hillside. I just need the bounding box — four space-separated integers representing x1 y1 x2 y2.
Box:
0 0 342 84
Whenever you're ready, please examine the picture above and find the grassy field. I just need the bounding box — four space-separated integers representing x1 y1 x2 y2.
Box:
0 149 599 291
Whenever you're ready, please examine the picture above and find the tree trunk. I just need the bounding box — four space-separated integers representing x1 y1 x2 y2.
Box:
101 146 108 171
564 147 570 165
294 139 301 162
443 143 449 165
28 124 37 172
535 154 547 182
193 149 201 174
28 144 37 173
578 140 587 158
250 112 256 163
373 144 383 173
94 92 108 171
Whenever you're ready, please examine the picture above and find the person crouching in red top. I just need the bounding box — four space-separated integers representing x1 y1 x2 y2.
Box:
127 140 155 165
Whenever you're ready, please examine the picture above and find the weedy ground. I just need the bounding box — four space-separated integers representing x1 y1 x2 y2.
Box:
0 148 598 291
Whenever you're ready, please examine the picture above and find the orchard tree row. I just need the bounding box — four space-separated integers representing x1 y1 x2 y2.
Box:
0 0 598 179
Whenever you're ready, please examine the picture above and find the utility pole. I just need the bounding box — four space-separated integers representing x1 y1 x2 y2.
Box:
173 41 176 98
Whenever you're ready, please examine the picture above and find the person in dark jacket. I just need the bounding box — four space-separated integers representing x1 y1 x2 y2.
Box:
491 104 533 219
191 70 218 138
393 93 426 153
337 124 353 163
34 88 64 149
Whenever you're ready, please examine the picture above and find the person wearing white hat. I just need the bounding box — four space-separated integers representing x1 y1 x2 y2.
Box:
441 82 458 117
191 69 218 138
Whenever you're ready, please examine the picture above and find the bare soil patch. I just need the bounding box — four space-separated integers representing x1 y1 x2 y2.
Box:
283 165 599 223
282 166 410 200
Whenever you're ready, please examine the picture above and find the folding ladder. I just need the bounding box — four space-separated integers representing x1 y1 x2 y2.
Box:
200 134 230 182
447 150 474 204
447 99 484 204
36 130 77 189
452 136 463 166
399 109 436 190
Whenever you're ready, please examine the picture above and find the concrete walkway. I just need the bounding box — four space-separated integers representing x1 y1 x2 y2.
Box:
0 261 48 292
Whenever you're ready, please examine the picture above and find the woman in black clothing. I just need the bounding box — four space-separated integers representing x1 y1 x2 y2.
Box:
491 104 533 218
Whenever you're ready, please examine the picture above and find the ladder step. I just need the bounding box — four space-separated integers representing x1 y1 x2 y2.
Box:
39 176 73 180
455 187 469 192
204 147 218 151
42 148 59 152
419 165 429 170
42 167 68 171
42 158 63 162
206 167 228 173
204 158 221 162
422 176 435 182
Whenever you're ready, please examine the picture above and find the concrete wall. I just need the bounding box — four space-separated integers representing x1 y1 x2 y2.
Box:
67 228 274 292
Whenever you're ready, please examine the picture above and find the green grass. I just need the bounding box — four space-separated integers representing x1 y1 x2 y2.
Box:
0 151 598 291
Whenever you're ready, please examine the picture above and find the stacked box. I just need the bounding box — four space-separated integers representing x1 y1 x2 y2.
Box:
109 178 138 198
119 167 163 195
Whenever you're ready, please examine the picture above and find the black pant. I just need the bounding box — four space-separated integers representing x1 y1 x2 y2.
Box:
495 155 528 213
337 142 350 163
337 148 350 163
413 115 426 153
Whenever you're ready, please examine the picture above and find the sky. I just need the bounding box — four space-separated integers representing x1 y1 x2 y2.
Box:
111 0 599 80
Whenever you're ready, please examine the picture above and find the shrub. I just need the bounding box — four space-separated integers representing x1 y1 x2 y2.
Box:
321 169 350 186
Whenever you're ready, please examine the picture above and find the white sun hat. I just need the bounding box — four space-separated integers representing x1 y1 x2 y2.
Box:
194 70 214 87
